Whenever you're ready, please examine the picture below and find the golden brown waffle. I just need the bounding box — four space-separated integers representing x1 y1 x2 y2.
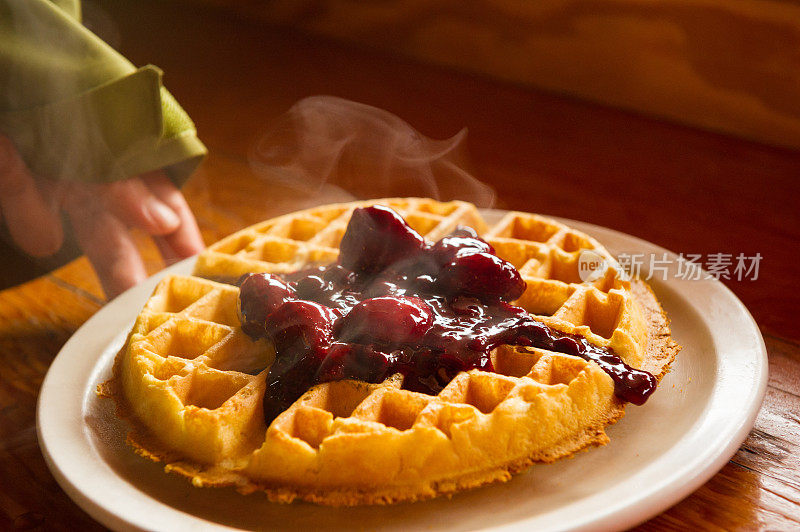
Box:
102 198 679 505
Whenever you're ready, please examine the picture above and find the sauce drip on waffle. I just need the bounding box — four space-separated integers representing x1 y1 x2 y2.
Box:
239 206 657 423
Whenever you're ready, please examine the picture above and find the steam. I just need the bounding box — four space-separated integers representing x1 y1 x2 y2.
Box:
249 96 495 207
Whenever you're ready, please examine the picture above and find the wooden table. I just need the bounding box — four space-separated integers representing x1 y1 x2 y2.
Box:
1 1 798 529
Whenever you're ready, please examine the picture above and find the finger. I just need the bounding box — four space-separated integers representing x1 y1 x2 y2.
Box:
100 176 181 236
0 136 63 257
142 171 205 259
152 235 180 266
63 185 147 299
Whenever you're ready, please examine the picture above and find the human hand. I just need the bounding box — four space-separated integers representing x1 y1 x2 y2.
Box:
0 135 205 298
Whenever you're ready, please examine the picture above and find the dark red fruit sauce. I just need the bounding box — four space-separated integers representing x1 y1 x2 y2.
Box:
238 205 657 423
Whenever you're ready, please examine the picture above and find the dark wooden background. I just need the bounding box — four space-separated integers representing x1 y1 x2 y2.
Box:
0 0 798 529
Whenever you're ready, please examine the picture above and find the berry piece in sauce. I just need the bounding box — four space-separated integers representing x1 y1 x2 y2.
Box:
237 273 296 339
264 300 338 358
322 264 355 286
430 232 495 266
437 252 526 302
261 300 340 421
338 205 426 274
293 274 332 301
334 296 434 346
316 343 392 383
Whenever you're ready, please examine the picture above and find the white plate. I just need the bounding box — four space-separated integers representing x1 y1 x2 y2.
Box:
37 213 767 531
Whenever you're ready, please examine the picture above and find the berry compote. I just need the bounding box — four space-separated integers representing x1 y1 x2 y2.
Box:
238 205 657 423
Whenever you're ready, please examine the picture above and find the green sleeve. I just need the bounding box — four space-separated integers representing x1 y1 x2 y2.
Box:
0 0 206 186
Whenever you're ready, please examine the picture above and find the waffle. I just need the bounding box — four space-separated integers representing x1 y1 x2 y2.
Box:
102 198 679 505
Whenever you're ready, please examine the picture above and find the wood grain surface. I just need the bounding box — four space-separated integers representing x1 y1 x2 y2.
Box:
199 0 800 151
0 0 798 529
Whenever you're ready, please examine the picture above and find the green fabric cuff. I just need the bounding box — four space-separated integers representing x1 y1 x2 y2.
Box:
0 0 206 187
0 64 206 187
